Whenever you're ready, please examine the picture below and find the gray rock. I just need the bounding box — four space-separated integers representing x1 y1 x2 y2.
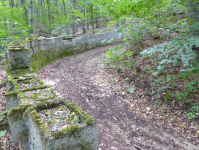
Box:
127 86 136 94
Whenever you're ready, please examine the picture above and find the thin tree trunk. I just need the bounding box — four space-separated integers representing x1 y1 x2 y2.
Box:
38 0 43 30
62 0 68 35
80 7 85 33
72 0 77 36
9 0 14 8
91 4 94 34
29 0 33 34
96 13 99 28
42 0 45 31
33 1 39 30
46 0 51 32
84 1 88 30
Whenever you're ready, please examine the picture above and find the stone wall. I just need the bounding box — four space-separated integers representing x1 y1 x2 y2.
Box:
22 30 126 72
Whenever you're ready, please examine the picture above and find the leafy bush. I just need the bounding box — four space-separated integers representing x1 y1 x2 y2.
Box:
104 0 199 120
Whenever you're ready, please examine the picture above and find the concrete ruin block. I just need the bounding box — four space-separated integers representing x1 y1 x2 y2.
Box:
23 41 31 48
5 93 20 110
57 42 63 47
80 39 86 44
73 45 81 51
58 37 63 42
89 34 94 39
54 37 62 43
46 43 52 50
41 45 47 51
88 39 92 43
8 105 31 149
46 38 51 45
38 38 46 46
50 38 55 44
5 73 47 108
30 49 33 55
53 37 58 43
6 86 58 149
97 35 103 41
7 46 31 70
34 46 39 53
23 100 97 150
63 40 68 45
91 38 95 42
59 42 64 48
32 40 38 47
93 34 97 38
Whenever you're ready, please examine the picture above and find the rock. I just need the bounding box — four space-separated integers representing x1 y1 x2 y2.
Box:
130 104 135 108
146 107 151 112
127 86 136 94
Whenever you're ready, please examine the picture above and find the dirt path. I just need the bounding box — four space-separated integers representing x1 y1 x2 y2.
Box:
38 45 198 150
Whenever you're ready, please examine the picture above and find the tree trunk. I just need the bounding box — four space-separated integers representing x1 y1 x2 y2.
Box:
9 0 14 8
46 0 51 32
29 0 33 34
91 4 94 34
42 0 45 31
38 0 43 30
80 7 85 33
84 2 88 30
96 13 99 28
72 0 77 36
187 2 199 35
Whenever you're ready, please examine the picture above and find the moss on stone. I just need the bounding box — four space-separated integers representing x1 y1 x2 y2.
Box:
8 105 31 121
31 48 74 72
23 85 50 92
24 107 47 137
53 125 81 139
5 85 50 96
7 68 34 77
7 41 30 51
35 100 65 111
65 101 96 126
5 90 22 96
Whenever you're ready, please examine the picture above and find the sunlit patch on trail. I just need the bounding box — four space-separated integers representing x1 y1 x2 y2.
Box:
43 79 59 87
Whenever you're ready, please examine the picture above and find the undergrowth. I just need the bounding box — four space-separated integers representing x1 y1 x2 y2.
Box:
104 4 199 120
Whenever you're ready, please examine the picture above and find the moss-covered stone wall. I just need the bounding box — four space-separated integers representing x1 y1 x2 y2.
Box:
21 30 126 72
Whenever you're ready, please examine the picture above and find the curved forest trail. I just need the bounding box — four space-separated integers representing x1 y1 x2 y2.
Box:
38 45 198 150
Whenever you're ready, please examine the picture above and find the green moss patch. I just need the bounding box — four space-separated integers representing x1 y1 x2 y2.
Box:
31 48 74 72
17 76 45 90
38 105 79 133
6 68 34 78
23 100 95 140
5 85 50 96
7 41 30 51
8 104 31 121
19 87 58 105
65 101 96 126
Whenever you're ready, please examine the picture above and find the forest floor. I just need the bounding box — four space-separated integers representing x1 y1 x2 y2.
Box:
1 42 199 150
36 43 198 150
0 17 199 149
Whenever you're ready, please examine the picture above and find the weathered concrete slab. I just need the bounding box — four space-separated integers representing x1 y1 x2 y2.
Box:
23 101 97 150
7 42 31 70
